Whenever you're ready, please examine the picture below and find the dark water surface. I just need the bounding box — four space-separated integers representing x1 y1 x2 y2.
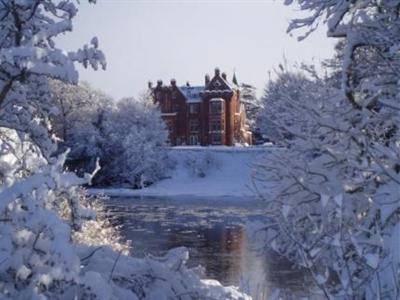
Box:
103 196 322 299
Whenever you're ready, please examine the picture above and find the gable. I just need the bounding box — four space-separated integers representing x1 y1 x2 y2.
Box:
206 76 232 92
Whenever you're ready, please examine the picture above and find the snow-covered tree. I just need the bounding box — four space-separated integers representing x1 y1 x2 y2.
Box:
256 67 326 143
49 82 169 187
239 83 260 130
100 93 169 188
0 1 250 299
254 1 400 298
49 80 112 173
0 1 108 298
0 0 105 160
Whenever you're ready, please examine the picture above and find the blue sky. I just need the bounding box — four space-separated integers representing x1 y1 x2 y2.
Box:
58 0 335 99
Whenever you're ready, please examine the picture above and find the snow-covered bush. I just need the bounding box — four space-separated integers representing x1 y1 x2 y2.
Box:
81 246 250 300
0 128 47 185
254 1 400 298
0 0 110 297
99 94 169 188
0 150 102 298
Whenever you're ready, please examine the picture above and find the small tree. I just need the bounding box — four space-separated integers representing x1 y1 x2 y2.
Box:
256 67 327 143
100 93 169 188
239 83 261 130
49 80 112 173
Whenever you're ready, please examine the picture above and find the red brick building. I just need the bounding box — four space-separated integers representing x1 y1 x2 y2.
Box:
149 68 252 146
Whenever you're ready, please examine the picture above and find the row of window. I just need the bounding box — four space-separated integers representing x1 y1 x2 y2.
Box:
187 102 224 115
188 134 222 145
160 102 223 115
189 103 200 114
167 119 225 132
210 119 224 131
156 91 179 101
158 104 225 115
211 133 222 144
189 119 224 132
210 101 224 114
157 91 224 115
189 119 199 132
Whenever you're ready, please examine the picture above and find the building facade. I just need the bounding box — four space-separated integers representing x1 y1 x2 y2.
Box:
150 68 252 146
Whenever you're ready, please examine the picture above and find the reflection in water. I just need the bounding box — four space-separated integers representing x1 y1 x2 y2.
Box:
103 196 323 299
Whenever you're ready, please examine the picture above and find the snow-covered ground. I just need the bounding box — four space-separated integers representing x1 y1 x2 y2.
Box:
90 146 273 198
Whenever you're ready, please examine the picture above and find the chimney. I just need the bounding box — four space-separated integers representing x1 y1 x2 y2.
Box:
157 80 163 87
186 81 190 87
170 79 176 86
148 81 153 89
214 67 220 77
205 74 210 85
221 72 227 80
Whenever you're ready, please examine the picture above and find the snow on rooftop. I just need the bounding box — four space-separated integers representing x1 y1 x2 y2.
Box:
221 77 233 89
210 97 224 102
179 86 204 103
161 112 178 116
203 89 233 94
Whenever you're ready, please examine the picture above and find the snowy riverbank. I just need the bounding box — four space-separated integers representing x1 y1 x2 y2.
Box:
90 146 274 198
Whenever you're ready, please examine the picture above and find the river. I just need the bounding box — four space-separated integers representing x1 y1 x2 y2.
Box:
103 196 323 300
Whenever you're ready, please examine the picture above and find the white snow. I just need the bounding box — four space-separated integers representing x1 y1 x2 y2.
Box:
179 86 204 103
364 253 379 269
16 265 31 281
210 97 225 102
90 146 274 198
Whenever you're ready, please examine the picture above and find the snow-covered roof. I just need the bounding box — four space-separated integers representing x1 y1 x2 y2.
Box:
161 112 178 116
179 86 204 103
210 97 225 102
203 89 232 94
221 77 233 89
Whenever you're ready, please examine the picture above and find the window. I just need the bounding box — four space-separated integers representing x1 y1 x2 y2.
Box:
210 100 223 114
211 133 222 145
172 103 179 112
210 119 224 131
189 135 199 145
163 98 172 113
165 120 174 132
189 103 200 114
189 119 200 132
164 120 174 144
